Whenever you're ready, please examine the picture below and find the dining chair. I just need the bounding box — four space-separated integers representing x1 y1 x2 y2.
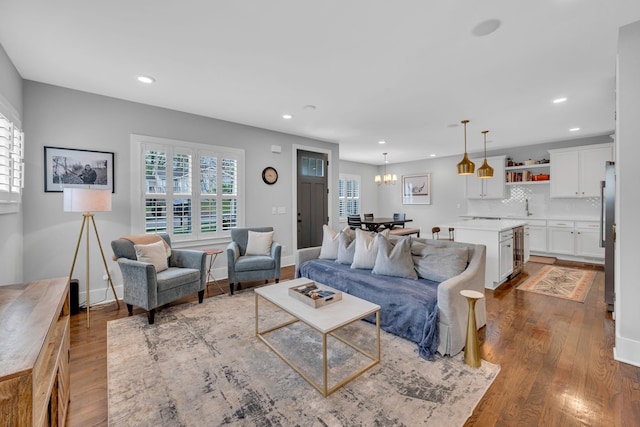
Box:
432 226 455 241
363 213 374 220
347 215 363 230
393 213 406 228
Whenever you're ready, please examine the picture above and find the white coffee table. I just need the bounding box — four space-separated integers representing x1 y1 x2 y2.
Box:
254 278 381 396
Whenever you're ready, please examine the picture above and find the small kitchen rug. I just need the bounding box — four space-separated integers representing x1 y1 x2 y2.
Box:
517 265 595 302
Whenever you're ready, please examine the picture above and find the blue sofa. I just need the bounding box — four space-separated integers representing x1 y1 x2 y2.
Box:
296 238 486 359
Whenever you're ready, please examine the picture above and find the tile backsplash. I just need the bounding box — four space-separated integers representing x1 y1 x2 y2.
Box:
467 184 601 219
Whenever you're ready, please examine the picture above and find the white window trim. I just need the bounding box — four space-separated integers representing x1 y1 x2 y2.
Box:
130 134 245 246
0 95 23 215
338 173 361 222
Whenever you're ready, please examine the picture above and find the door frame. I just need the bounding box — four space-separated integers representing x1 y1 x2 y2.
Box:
291 144 334 253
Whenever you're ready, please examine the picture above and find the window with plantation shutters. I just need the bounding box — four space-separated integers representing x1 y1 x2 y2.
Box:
0 111 24 212
133 134 244 242
338 174 360 220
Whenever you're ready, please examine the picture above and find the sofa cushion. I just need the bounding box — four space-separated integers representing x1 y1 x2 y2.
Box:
351 229 379 269
234 255 276 272
245 230 274 255
134 240 169 272
412 243 468 282
319 225 345 260
336 231 356 265
372 235 418 279
156 267 200 292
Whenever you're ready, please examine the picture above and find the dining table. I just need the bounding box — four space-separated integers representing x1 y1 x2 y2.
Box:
360 217 413 232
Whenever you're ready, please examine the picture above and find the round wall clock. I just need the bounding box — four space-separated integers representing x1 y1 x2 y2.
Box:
262 166 278 185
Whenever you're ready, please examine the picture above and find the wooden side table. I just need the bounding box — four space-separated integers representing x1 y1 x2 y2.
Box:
204 248 225 294
460 289 485 368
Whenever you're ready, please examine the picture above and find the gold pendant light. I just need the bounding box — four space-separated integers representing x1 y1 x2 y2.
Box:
477 130 494 179
457 119 475 175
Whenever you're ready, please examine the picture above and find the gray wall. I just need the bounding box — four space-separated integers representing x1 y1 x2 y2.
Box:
0 43 24 284
21 81 338 303
616 20 640 366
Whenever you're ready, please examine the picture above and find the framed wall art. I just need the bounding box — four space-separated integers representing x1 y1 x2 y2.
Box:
402 173 431 205
44 146 114 192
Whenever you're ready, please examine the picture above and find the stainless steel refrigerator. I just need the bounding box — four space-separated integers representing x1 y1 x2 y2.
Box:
600 161 615 312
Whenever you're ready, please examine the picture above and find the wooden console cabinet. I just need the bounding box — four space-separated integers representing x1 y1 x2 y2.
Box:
0 277 71 426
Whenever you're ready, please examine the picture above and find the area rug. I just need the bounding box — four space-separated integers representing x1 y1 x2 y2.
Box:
517 265 596 302
108 291 500 426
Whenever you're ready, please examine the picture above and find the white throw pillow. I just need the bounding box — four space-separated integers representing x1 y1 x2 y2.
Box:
134 240 169 272
245 230 274 255
319 225 342 260
350 229 379 270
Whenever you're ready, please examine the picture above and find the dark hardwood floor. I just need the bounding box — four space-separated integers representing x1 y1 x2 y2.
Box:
67 262 640 427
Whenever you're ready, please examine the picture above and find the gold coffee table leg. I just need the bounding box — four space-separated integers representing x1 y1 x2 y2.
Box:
460 290 485 368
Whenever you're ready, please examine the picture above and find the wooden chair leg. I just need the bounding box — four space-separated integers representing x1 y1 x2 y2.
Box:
229 282 234 295
198 290 204 303
148 309 155 325
127 304 133 315
275 278 279 283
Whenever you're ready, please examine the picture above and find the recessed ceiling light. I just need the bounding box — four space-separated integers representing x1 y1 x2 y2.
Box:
553 97 567 103
472 19 501 37
282 114 293 119
303 105 316 110
137 75 155 84
570 127 580 132
378 140 386 144
430 154 436 157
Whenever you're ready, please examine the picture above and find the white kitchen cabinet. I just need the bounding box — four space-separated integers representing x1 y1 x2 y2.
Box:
547 220 575 255
549 144 613 198
499 230 514 281
529 226 547 252
443 220 527 289
466 155 506 199
575 221 605 258
527 219 547 253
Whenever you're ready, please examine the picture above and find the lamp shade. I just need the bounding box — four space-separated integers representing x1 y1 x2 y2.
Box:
63 188 112 212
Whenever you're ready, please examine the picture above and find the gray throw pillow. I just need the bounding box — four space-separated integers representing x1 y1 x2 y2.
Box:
412 243 468 282
372 235 417 279
335 231 356 265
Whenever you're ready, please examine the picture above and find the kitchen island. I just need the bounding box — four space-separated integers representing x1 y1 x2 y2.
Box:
443 219 528 289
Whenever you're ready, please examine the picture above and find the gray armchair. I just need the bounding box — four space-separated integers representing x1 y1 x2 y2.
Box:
226 227 281 295
111 233 206 324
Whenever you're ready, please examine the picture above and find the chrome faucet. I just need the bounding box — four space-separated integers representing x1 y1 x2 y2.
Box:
525 198 532 216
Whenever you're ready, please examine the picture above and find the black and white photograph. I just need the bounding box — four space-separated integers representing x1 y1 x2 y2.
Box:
402 173 431 205
44 146 114 192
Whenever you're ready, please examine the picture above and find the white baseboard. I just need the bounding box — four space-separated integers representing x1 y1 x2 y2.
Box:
614 335 640 368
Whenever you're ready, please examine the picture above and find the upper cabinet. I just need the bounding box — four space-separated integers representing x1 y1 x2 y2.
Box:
466 155 506 199
549 143 613 198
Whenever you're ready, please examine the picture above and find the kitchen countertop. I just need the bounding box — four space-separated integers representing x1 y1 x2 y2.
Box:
443 219 528 232
460 215 599 222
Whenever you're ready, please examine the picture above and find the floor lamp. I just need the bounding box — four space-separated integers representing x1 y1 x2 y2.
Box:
64 188 120 328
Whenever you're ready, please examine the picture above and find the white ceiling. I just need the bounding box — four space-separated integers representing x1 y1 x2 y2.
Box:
1 1 639 165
